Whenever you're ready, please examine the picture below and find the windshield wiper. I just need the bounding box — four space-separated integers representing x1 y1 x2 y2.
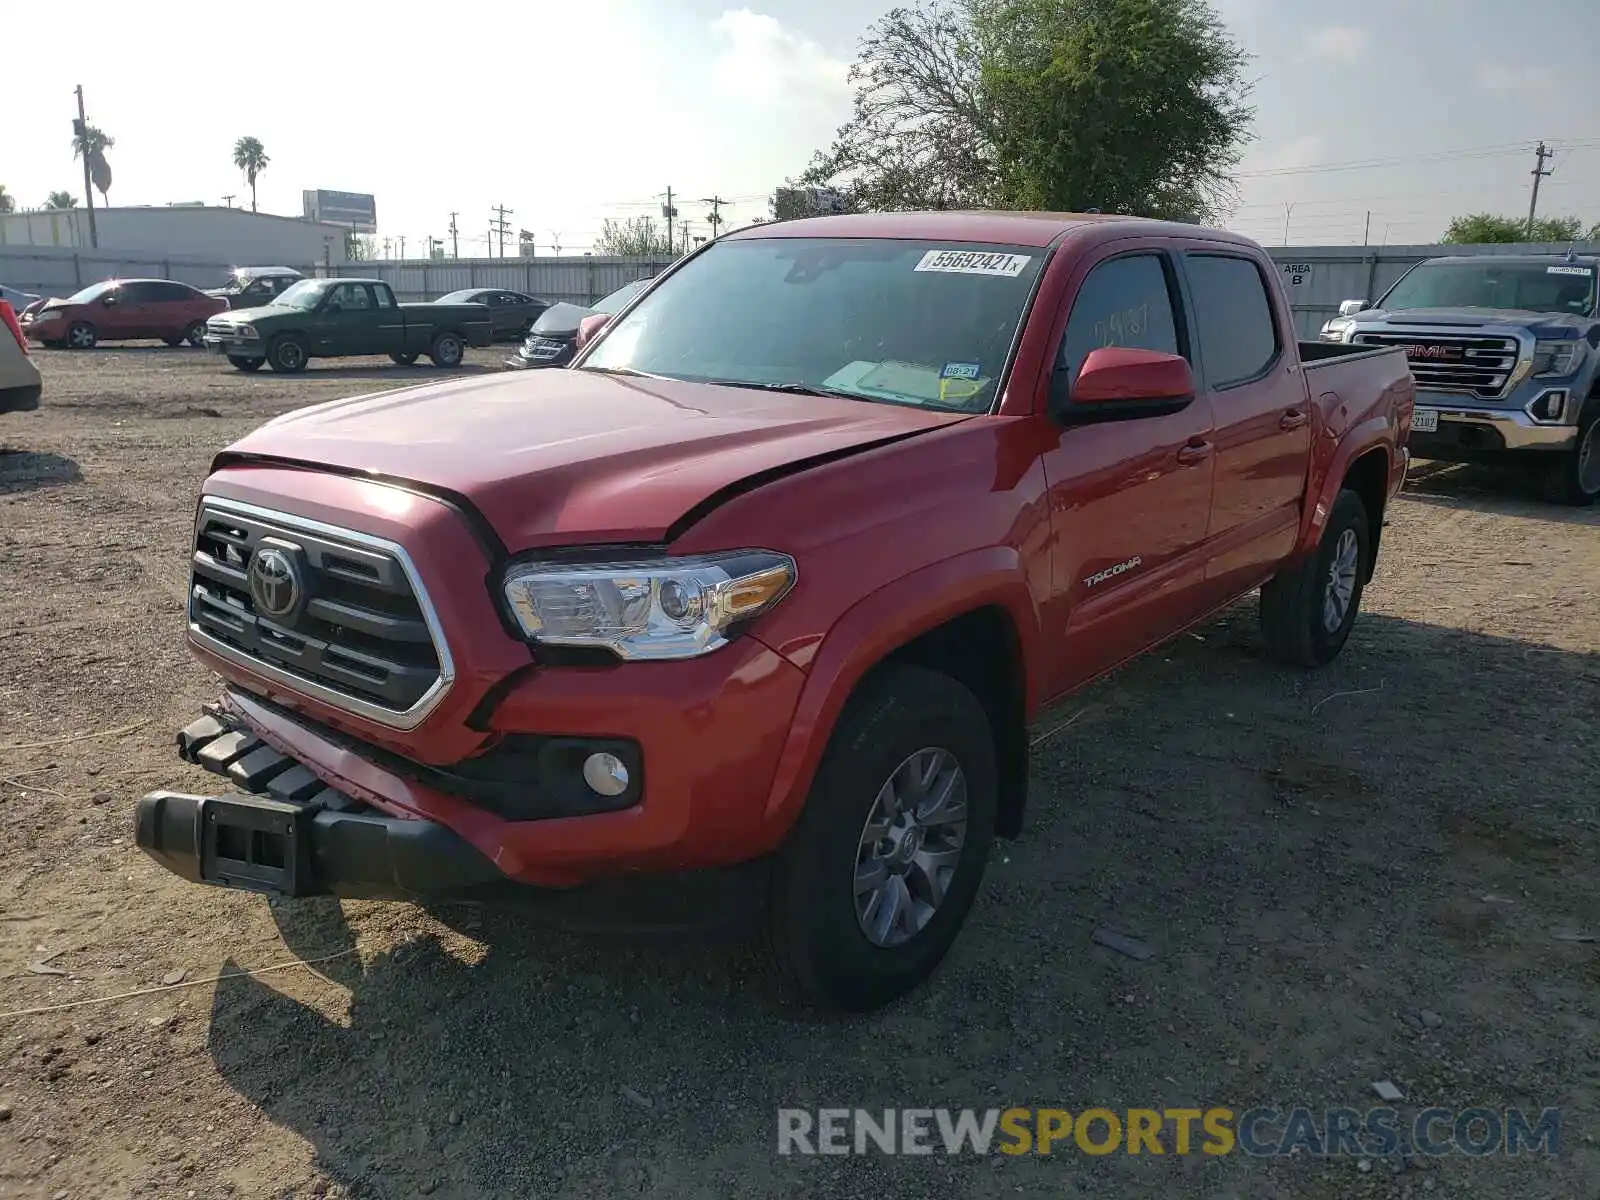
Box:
702 379 872 402
581 365 673 380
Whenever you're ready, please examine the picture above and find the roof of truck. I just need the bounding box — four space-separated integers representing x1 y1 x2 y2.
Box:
727 210 1252 248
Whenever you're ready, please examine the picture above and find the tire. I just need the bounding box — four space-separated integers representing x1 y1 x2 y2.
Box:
184 321 207 348
1259 487 1371 667
429 332 465 368
390 352 419 366
1538 405 1600 506
765 664 998 1013
266 335 309 373
65 321 97 350
227 356 263 373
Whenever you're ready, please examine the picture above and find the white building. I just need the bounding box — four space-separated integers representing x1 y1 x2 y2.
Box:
0 205 352 269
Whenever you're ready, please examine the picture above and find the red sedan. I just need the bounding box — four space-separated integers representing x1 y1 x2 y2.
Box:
22 279 227 349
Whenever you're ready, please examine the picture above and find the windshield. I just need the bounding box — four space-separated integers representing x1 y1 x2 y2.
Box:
594 279 648 315
1381 261 1598 316
273 280 332 310
436 289 481 304
580 239 1045 412
65 281 116 304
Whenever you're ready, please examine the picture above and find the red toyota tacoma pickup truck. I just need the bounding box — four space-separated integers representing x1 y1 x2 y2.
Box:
136 212 1413 1011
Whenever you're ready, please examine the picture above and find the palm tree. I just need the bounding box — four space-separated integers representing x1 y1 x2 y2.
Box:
45 190 77 210
71 124 114 202
0 185 15 214
232 137 270 213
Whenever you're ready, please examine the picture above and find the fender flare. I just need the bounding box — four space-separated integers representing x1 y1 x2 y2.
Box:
1294 416 1393 561
756 546 1044 843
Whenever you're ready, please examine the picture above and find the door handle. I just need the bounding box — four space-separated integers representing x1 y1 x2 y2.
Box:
1280 408 1310 431
1176 439 1213 466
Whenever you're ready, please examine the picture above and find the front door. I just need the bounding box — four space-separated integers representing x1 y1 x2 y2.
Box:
1037 246 1217 697
310 282 381 357
1178 250 1312 595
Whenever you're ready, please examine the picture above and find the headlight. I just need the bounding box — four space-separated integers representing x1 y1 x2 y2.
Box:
1319 317 1352 343
235 324 259 339
501 550 796 661
1531 338 1583 378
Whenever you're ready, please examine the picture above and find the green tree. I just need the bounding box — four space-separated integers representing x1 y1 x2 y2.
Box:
796 0 1253 220
593 216 675 256
1442 212 1586 243
232 136 270 213
0 185 14 214
345 233 379 261
45 190 77 209
72 124 115 202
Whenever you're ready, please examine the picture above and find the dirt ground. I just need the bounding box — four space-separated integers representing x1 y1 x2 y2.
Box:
0 345 1596 1200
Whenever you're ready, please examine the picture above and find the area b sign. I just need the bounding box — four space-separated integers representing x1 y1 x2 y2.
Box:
1281 263 1313 288
302 189 377 233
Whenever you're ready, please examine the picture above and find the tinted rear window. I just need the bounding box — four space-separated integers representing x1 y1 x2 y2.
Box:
1185 254 1279 387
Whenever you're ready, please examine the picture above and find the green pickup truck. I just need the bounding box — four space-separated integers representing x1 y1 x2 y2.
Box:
202 278 495 373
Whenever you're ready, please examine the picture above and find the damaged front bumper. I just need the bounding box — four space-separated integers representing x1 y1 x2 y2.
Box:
133 712 506 900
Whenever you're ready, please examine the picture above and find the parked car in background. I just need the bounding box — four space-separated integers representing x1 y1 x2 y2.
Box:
22 279 227 349
433 289 550 342
1 284 43 313
135 212 1413 1013
1321 253 1600 504
0 302 43 413
204 278 495 372
206 267 305 310
504 278 650 369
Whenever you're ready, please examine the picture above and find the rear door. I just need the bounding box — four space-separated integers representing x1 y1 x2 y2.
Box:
1036 242 1218 695
1177 248 1312 594
149 282 199 339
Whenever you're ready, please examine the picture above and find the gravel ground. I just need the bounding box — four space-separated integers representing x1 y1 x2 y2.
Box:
1 346 1597 1200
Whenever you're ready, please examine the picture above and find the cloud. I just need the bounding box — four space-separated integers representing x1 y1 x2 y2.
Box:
1306 26 1367 63
1477 63 1556 93
709 10 850 111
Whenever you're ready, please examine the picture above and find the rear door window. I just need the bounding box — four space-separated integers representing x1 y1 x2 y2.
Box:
1184 254 1280 387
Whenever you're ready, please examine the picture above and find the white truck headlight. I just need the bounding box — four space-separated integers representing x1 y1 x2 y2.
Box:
501 550 796 660
235 324 259 339
1531 339 1584 378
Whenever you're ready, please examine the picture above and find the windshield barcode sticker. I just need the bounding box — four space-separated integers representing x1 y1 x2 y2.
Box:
915 250 1032 277
1547 266 1593 276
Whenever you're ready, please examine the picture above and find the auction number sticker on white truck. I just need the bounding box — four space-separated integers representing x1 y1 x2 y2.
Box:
1547 266 1593 276
914 250 1032 277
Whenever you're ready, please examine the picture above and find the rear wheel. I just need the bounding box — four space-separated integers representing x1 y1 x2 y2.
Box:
66 321 97 350
266 335 308 373
1539 406 1600 506
184 320 207 348
429 332 465 368
227 356 263 373
765 664 997 1012
390 352 419 366
1259 487 1371 667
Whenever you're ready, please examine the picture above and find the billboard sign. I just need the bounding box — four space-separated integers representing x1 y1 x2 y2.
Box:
302 189 377 233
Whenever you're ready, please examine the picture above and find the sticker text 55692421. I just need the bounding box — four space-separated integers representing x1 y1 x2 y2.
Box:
915 250 1032 277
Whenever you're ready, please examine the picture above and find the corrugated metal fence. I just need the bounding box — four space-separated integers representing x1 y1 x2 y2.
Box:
312 256 673 306
0 245 244 296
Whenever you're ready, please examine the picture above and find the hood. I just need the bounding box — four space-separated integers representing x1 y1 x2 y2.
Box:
1359 307 1596 338
203 286 237 298
218 369 974 550
212 303 296 323
530 301 592 337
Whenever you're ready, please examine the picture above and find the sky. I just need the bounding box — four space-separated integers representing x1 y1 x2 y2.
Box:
6 0 1600 254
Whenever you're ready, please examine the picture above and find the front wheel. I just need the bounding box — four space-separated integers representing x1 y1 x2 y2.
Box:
1259 487 1371 667
266 335 308 373
1539 407 1600 506
185 320 207 348
429 332 465 368
65 321 97 350
765 664 997 1012
390 352 419 366
227 356 263 373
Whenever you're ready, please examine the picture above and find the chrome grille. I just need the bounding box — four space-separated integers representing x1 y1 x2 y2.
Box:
1352 331 1520 399
187 498 450 727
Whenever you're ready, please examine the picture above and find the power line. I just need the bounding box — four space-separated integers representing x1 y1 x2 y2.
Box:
702 195 728 238
1235 138 1600 180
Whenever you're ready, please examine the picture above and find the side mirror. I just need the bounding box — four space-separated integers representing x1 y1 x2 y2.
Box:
575 312 611 350
1338 299 1368 317
1050 347 1195 425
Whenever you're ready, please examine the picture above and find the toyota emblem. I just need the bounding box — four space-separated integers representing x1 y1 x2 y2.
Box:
249 547 301 619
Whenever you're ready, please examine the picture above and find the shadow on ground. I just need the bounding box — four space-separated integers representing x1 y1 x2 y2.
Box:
207 611 1599 1200
0 448 81 494
1402 458 1599 526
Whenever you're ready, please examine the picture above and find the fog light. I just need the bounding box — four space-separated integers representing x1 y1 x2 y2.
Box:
582 752 630 797
1538 391 1567 421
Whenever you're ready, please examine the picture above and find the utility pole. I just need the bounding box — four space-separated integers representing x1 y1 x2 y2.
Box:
398 234 406 259
1362 211 1371 246
73 85 99 249
549 230 564 256
702 195 728 239
448 212 459 258
679 220 690 252
1527 141 1555 239
661 188 678 255
1281 201 1295 246
383 237 391 258
222 194 236 209
491 205 513 258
